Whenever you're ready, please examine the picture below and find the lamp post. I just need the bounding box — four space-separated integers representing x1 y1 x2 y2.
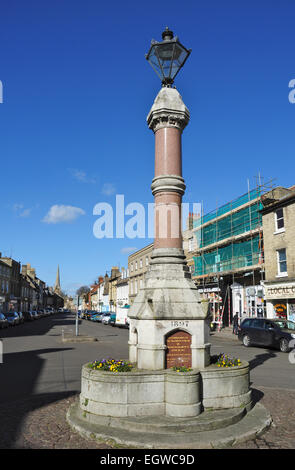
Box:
145 27 191 87
146 28 191 262
128 28 210 372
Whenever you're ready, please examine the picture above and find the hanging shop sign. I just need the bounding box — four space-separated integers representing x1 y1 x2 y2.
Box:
265 282 295 300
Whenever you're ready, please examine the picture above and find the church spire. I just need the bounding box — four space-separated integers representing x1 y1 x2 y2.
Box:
54 265 62 294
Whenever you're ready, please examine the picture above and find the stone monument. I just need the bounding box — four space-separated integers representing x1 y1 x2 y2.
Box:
67 28 271 448
128 85 211 372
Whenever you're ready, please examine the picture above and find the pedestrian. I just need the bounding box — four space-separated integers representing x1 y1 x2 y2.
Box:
232 312 239 335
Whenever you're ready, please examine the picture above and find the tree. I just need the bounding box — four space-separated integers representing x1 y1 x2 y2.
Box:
76 286 90 310
76 286 90 297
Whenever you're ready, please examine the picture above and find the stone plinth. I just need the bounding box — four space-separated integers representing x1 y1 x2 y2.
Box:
128 249 211 370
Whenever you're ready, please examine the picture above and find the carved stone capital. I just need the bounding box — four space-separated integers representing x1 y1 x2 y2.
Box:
147 87 190 133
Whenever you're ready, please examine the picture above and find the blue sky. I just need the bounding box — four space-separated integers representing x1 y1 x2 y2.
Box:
0 0 294 296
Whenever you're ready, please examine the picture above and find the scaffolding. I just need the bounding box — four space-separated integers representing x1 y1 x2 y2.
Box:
191 177 275 327
192 178 274 278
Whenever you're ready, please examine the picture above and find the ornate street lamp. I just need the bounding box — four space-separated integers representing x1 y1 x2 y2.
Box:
145 27 191 86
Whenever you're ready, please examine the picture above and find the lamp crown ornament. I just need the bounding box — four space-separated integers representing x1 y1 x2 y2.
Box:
146 27 191 87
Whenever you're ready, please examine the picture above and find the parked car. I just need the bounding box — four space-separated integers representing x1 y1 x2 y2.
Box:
0 313 9 329
46 308 55 315
238 317 295 352
85 311 98 320
109 313 116 327
5 312 19 326
17 312 25 324
31 310 39 320
90 313 103 322
102 312 111 325
23 311 35 322
38 309 47 317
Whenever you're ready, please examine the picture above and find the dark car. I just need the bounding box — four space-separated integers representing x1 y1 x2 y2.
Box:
238 317 295 353
5 312 19 326
0 313 9 329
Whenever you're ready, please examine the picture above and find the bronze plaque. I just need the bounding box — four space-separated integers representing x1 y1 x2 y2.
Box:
165 330 192 369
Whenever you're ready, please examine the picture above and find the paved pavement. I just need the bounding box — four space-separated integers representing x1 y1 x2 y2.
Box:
0 315 294 449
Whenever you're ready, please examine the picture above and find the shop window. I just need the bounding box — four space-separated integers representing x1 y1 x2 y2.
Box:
274 302 287 319
275 208 284 232
277 248 287 276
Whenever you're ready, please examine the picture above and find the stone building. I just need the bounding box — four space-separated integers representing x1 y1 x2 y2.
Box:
1 256 21 311
0 258 11 313
261 185 295 321
116 268 129 308
128 244 153 305
108 267 120 311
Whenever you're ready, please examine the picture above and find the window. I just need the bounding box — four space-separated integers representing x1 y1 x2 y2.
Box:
130 263 133 272
140 259 143 269
146 256 149 266
275 208 284 232
135 261 138 271
277 248 287 276
188 238 194 252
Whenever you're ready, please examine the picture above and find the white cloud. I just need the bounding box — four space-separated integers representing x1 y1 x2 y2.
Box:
42 205 86 224
13 203 35 218
121 246 138 254
68 168 96 184
13 203 24 211
19 208 32 218
101 183 116 196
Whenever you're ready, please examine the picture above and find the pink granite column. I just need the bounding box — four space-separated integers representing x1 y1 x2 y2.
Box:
147 87 189 259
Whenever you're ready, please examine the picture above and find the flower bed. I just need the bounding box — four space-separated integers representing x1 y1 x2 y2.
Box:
211 353 241 368
88 359 133 373
172 366 192 373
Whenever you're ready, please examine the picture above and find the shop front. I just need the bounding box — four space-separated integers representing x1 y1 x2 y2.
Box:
197 286 222 322
263 281 295 321
231 283 266 320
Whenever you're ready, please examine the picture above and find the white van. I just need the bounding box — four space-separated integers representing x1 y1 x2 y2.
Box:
115 305 130 328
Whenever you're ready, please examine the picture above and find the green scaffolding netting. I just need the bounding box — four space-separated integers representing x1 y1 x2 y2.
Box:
193 188 261 229
193 202 263 248
193 235 261 276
